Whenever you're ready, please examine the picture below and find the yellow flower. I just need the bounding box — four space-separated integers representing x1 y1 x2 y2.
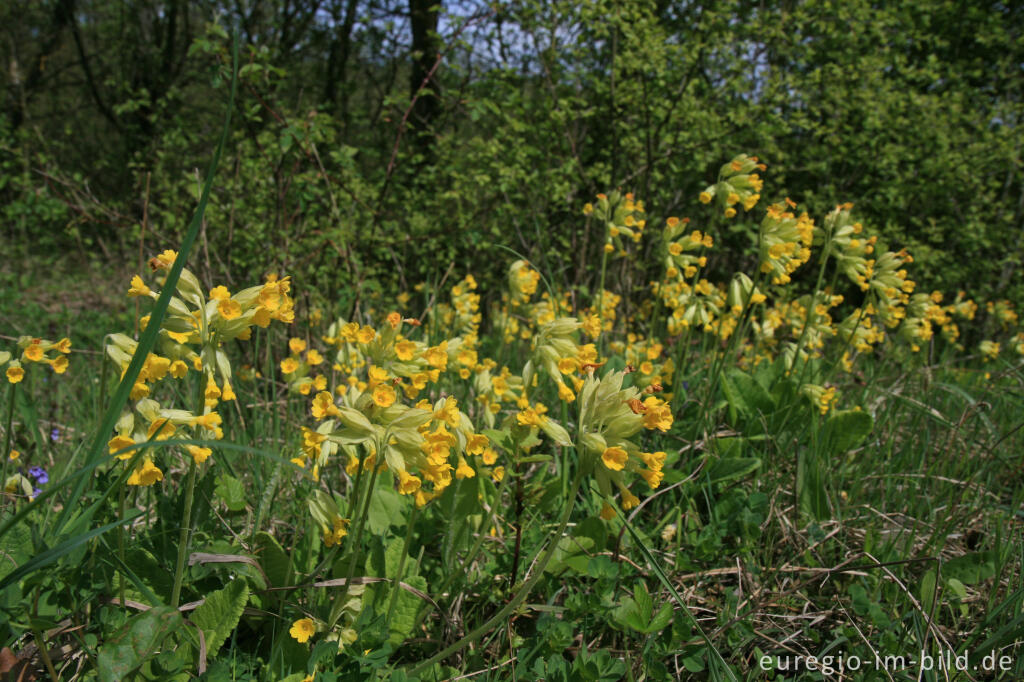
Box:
481 448 498 465
492 466 505 482
356 326 376 344
323 517 350 547
465 433 488 455
169 360 189 379
147 418 176 441
557 382 575 402
558 357 579 375
599 503 616 520
209 285 231 301
641 397 673 431
191 412 222 429
620 489 640 510
9 450 20 461
280 357 300 375
311 391 340 419
187 445 212 464
423 342 448 369
455 457 475 479
601 446 628 471
398 470 422 495
205 382 222 404
127 458 164 486
24 343 44 363
127 275 151 297
306 349 324 366
372 383 397 408
639 468 664 489
108 435 136 459
49 355 69 374
6 364 25 384
54 338 72 354
149 250 177 270
289 618 316 644
289 338 307 354
395 340 416 361
218 299 242 320
167 330 192 344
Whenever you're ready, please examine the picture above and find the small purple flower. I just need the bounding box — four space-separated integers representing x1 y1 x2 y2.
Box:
32 488 43 498
28 466 48 484
50 427 60 442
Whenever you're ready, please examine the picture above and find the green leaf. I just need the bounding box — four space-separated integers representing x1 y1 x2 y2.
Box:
706 457 761 486
943 552 997 585
821 409 874 454
214 474 247 512
0 522 32 585
648 602 673 632
190 579 250 656
612 583 671 634
0 510 143 592
367 482 409 534
721 370 775 419
97 607 183 682
388 574 428 645
920 569 937 611
254 531 290 588
123 547 174 603
797 448 829 521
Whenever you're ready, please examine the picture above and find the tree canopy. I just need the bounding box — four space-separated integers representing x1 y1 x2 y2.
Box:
3 0 1022 305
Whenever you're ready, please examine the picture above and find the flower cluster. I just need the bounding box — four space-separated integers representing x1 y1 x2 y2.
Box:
584 191 647 255
110 251 293 484
699 153 765 218
3 336 71 384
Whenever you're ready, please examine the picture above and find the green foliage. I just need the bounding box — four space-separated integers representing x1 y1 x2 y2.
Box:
2 0 1022 305
191 579 250 657
97 607 183 681
1 4 1023 680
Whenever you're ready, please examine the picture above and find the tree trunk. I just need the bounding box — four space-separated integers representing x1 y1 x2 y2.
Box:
407 0 441 159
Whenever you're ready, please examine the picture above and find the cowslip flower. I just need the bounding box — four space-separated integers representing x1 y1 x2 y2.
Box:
6 362 24 384
290 618 316 643
127 458 164 486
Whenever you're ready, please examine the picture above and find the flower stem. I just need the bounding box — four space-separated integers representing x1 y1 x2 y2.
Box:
330 455 380 627
409 465 584 676
2 382 16 504
384 501 419 631
170 371 207 608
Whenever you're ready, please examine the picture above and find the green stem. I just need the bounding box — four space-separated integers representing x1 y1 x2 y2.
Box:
790 239 834 385
33 627 59 682
309 447 370 582
384 501 419 630
331 455 380 626
118 479 126 610
409 466 585 676
560 401 569 499
411 472 512 634
597 220 610 354
2 382 16 503
170 457 198 608
170 371 208 608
